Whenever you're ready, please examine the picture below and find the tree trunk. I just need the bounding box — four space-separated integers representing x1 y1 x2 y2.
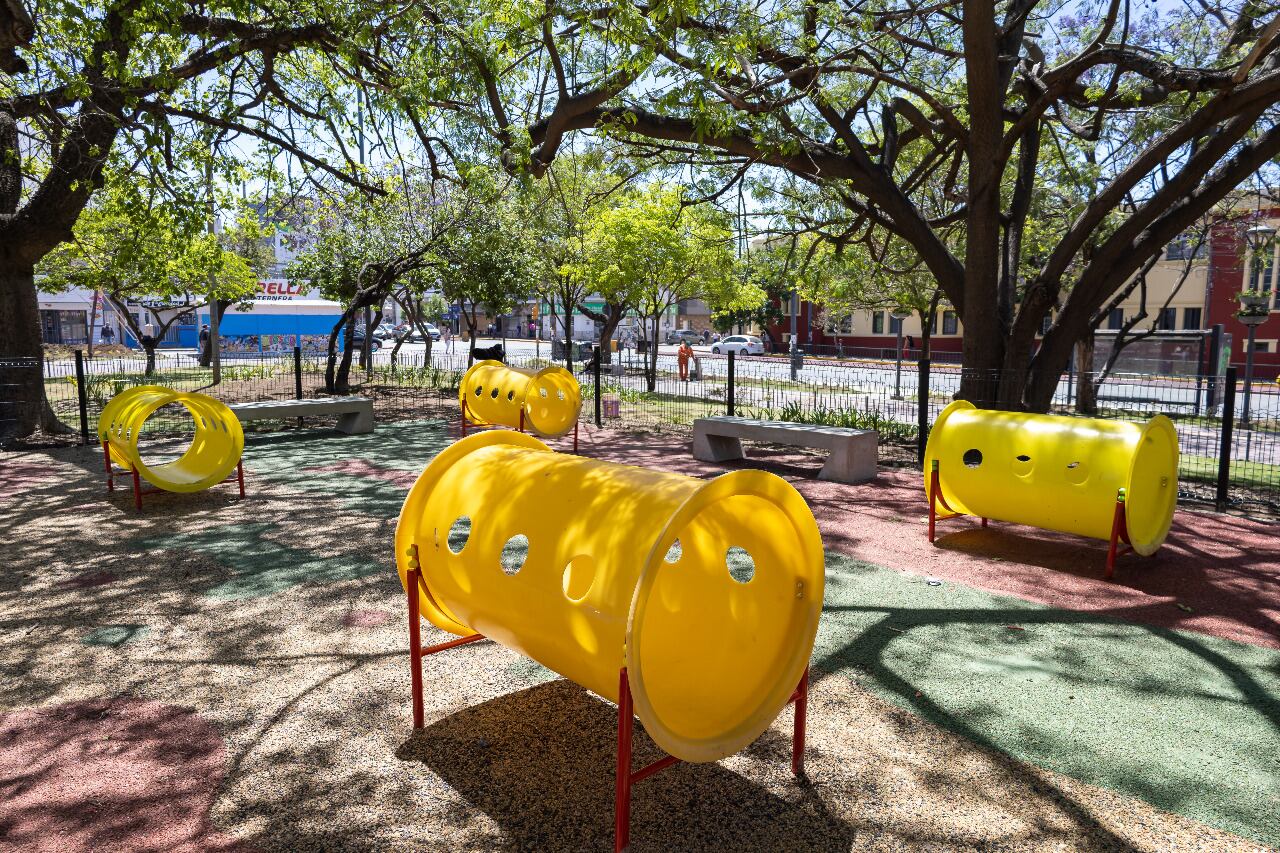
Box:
1075 334 1098 415
580 302 625 364
335 315 357 392
324 308 357 393
0 263 70 439
143 341 157 374
199 300 230 367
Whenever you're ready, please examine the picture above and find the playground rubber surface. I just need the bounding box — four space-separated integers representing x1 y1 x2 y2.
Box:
0 419 1276 851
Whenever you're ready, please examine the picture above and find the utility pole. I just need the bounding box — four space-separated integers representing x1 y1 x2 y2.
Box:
206 154 221 383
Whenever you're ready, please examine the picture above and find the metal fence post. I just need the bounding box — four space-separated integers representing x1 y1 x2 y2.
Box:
293 346 303 400
1215 366 1236 511
727 351 735 416
593 345 602 428
74 349 90 444
916 357 930 463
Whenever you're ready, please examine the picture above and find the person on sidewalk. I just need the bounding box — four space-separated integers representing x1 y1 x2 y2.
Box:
678 340 693 382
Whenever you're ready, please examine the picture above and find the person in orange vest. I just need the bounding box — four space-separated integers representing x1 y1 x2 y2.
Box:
677 340 693 381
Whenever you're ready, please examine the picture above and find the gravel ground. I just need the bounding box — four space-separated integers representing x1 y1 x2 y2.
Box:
0 421 1275 852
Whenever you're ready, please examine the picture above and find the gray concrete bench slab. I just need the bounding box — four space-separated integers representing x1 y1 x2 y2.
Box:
229 397 374 435
692 415 877 484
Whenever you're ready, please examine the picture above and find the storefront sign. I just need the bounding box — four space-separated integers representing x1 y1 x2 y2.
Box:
256 280 316 301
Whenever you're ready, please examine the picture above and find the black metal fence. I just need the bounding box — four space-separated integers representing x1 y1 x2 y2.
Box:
24 345 1280 517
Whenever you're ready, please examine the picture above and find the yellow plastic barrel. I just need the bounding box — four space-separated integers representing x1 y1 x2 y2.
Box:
923 400 1179 555
395 431 825 763
97 385 244 492
459 360 582 438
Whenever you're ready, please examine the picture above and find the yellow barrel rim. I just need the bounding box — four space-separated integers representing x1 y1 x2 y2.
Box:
457 360 509 427
922 399 975 509
97 386 245 493
627 468 825 763
524 365 582 438
1124 414 1179 555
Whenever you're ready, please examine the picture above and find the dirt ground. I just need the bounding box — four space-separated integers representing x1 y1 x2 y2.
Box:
1 419 1276 852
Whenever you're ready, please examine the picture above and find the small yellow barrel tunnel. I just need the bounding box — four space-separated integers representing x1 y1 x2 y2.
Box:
459 360 582 438
395 431 825 763
97 385 245 493
923 400 1179 555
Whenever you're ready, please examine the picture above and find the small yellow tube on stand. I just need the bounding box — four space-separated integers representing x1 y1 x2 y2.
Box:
98 385 244 493
923 400 1178 555
395 430 825 763
459 360 581 438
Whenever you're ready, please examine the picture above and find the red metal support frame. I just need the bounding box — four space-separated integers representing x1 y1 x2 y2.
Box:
460 396 470 437
1105 488 1132 581
101 441 115 492
406 545 486 729
613 665 809 853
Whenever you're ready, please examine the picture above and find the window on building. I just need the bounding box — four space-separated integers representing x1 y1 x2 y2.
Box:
1182 307 1202 330
1248 244 1276 293
1108 308 1124 330
872 311 884 334
942 310 958 335
1252 340 1274 354
1165 235 1207 261
889 314 903 334
1157 307 1176 330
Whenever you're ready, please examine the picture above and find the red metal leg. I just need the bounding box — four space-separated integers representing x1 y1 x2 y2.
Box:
1105 489 1127 581
519 408 525 434
616 668 634 853
131 468 142 512
236 459 245 498
102 441 114 492
981 517 988 528
408 561 425 729
461 398 469 437
792 666 809 777
928 463 939 543
573 419 579 454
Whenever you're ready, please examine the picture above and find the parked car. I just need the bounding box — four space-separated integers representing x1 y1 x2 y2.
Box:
666 328 702 345
371 323 398 340
710 335 764 356
350 332 381 353
397 323 441 342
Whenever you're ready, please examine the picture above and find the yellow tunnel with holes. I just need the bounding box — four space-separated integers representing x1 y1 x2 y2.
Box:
395 430 825 763
459 360 582 438
98 385 244 492
923 400 1179 555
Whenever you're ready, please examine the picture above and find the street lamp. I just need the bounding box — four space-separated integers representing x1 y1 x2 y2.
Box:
1239 222 1276 429
891 307 912 399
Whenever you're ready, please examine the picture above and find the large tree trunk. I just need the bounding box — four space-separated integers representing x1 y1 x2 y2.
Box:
580 302 625 364
0 263 70 439
1074 334 1098 415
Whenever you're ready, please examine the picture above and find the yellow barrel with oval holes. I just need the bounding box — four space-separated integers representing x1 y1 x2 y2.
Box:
97 385 244 492
395 430 824 763
923 400 1179 555
459 360 582 438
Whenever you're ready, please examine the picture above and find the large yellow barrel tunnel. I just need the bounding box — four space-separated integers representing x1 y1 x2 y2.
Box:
97 385 245 493
459 360 582 438
924 400 1179 554
395 431 825 763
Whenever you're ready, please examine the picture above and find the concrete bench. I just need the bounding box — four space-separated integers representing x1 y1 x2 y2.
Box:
692 415 878 484
229 397 374 435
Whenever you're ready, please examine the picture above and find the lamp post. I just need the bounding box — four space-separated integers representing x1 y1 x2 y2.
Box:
1239 222 1276 429
789 290 801 380
891 307 912 399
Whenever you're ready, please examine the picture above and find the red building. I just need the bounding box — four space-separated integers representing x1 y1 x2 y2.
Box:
1205 208 1280 379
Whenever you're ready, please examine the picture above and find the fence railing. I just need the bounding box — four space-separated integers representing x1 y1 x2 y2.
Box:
28 346 1280 517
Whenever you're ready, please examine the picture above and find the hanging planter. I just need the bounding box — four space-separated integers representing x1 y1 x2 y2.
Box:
1238 290 1270 310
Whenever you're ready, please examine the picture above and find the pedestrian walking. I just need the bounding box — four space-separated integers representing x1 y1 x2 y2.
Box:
442 326 455 355
678 340 693 382
198 323 210 353
101 324 115 345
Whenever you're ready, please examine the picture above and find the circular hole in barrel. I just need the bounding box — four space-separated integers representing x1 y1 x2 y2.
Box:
557 389 565 400
474 385 483 397
963 449 983 468
507 390 515 402
539 388 548 398
500 534 529 575
1065 460 1088 485
1012 453 1033 477
663 539 682 563
562 555 596 601
490 387 500 399
726 546 755 583
446 516 471 554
